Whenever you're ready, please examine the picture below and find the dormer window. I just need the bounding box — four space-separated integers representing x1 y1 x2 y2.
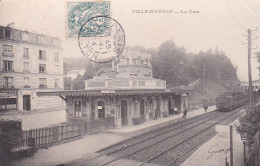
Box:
4 29 11 39
38 35 46 45
22 32 29 42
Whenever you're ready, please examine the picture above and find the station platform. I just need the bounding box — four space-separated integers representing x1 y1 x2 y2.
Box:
10 106 216 166
181 118 245 166
107 105 216 137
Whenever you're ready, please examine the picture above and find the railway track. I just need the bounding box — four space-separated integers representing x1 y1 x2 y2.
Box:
97 111 220 156
66 105 245 166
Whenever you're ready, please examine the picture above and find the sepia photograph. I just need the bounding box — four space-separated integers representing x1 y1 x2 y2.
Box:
0 0 259 166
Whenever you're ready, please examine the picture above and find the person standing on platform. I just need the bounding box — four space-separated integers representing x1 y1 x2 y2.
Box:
154 108 159 120
182 109 187 119
203 100 208 112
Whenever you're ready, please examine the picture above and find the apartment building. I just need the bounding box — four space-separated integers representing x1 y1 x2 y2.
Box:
0 25 64 112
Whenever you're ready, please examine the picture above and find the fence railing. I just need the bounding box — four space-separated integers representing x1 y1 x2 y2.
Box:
245 130 260 166
0 117 115 153
245 150 255 166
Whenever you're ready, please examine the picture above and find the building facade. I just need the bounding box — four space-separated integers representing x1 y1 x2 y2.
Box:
0 25 64 112
38 49 191 128
116 49 153 78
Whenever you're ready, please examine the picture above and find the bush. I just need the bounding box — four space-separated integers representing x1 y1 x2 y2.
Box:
237 105 260 147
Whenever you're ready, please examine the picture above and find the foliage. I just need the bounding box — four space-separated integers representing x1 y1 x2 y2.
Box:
64 75 85 90
73 75 85 90
64 77 72 90
237 105 260 146
148 40 238 86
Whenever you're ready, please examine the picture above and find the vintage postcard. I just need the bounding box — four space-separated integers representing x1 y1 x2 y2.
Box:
0 0 259 166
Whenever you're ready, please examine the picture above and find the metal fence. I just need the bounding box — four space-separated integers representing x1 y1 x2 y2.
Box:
245 130 260 166
0 117 115 153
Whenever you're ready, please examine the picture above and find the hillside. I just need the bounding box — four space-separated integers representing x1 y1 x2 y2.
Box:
190 80 236 107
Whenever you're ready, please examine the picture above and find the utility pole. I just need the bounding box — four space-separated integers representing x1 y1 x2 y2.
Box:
248 29 253 108
203 63 206 89
243 28 258 108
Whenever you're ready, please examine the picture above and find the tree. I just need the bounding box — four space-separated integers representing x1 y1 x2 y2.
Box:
64 77 72 90
152 40 190 86
72 75 85 90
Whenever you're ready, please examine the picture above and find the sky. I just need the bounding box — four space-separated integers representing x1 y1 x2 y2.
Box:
0 0 260 81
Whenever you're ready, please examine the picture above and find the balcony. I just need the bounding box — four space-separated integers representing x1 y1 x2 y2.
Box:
39 85 47 89
39 71 46 74
2 69 14 72
2 52 14 57
2 85 15 89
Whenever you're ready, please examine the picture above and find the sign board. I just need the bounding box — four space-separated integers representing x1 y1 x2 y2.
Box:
0 89 17 98
97 106 103 109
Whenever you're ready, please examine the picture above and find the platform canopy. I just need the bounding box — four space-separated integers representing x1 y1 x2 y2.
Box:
37 88 192 97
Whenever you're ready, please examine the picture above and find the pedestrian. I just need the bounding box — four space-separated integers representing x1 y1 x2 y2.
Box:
172 107 175 115
154 108 158 120
203 102 208 112
182 109 187 119
225 157 229 166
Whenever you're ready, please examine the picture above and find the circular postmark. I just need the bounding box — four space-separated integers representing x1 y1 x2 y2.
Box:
78 16 125 63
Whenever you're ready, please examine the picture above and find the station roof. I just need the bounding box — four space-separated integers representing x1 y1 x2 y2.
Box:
37 88 192 97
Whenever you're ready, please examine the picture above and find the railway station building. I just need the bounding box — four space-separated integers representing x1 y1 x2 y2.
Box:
38 49 191 128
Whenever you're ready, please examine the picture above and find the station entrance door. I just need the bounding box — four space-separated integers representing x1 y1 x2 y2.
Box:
121 100 127 126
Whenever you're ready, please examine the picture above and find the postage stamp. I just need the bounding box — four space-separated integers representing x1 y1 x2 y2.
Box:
78 16 125 63
66 1 110 38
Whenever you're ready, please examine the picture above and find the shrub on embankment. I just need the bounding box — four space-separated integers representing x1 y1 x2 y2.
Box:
237 105 260 147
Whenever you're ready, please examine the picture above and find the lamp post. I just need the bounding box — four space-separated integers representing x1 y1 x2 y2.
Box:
239 125 248 164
